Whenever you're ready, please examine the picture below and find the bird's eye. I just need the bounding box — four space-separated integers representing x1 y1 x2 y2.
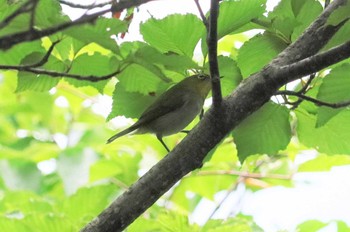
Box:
197 74 208 80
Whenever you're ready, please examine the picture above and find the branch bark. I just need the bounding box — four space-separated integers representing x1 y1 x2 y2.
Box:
0 0 155 50
81 0 350 231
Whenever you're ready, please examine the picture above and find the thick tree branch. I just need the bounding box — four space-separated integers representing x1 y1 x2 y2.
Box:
207 0 222 106
0 0 156 50
276 90 350 109
278 39 350 83
81 0 350 231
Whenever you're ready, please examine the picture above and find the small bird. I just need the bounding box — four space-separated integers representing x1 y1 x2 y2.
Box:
107 74 212 152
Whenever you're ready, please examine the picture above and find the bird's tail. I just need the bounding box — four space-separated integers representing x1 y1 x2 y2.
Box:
106 126 138 144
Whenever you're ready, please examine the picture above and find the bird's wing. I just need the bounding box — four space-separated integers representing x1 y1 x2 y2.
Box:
136 88 187 126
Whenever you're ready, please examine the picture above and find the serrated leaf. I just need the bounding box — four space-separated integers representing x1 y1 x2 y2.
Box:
64 17 127 54
237 33 287 78
16 53 66 92
107 83 166 120
133 45 198 74
296 109 350 154
0 41 44 65
62 185 118 226
67 53 115 92
291 0 323 41
217 0 266 38
117 64 166 95
233 102 291 163
140 14 205 57
205 56 242 96
316 64 350 126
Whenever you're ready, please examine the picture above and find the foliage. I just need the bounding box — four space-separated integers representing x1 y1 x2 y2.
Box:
0 0 350 231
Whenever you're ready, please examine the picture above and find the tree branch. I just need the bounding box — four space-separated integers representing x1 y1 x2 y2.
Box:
81 0 350 231
0 0 156 50
24 40 61 68
0 0 33 30
59 0 112 9
0 65 127 82
29 0 39 30
276 90 350 109
271 0 348 66
278 39 350 84
207 0 222 106
193 0 208 26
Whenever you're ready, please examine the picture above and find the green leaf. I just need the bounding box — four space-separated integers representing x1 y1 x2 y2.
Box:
22 214 73 232
327 1 350 26
216 56 242 96
66 53 115 92
0 41 44 65
204 56 242 96
35 0 69 27
0 159 42 192
140 14 205 57
117 64 167 95
202 215 263 232
89 160 123 182
233 102 291 163
323 21 350 51
108 83 157 120
171 175 237 206
237 33 287 78
64 17 127 54
316 64 350 126
217 0 266 38
296 109 350 154
298 154 350 172
62 185 118 228
291 0 323 41
133 45 199 74
297 220 326 232
16 53 67 92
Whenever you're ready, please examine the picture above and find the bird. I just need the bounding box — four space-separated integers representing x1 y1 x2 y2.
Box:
107 73 212 152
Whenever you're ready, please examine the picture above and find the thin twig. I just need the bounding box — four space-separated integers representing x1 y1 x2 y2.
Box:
29 0 39 30
24 40 61 68
195 170 293 180
0 65 125 82
194 0 208 26
207 0 222 106
0 0 156 50
59 0 112 9
207 177 243 221
276 90 350 109
299 73 316 94
0 1 33 30
289 73 316 109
